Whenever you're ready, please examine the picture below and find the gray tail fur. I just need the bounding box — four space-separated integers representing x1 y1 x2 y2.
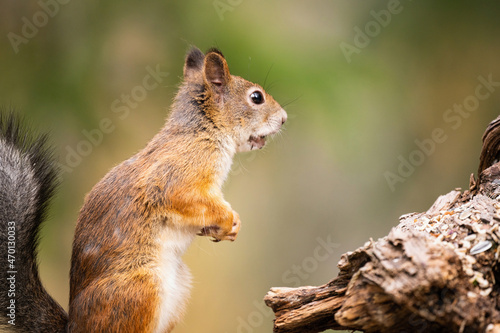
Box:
0 111 68 332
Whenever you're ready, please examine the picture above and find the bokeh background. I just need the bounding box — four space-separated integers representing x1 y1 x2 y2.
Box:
2 1 500 332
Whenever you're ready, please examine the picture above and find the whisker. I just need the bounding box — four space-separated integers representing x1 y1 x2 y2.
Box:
263 64 274 90
281 96 301 108
247 56 252 80
265 81 278 92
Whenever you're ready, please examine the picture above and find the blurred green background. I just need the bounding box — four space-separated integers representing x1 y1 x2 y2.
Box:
2 1 500 332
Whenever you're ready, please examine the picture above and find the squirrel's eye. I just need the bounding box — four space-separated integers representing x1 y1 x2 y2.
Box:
250 91 264 105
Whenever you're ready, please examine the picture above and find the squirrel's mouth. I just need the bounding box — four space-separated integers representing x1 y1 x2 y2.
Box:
249 135 267 150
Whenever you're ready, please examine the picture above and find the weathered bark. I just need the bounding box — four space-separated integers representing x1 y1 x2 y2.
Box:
265 115 500 333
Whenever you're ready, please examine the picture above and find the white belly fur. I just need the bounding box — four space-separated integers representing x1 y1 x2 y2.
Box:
154 226 196 333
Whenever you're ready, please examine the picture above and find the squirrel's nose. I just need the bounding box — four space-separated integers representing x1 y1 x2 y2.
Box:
281 110 288 125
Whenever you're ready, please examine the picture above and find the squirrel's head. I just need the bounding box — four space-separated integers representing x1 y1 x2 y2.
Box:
182 47 287 152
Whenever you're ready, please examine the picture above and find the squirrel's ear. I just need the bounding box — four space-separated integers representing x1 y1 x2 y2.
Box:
203 50 231 98
183 47 205 80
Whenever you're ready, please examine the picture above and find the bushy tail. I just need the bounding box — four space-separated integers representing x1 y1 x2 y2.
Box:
0 112 68 332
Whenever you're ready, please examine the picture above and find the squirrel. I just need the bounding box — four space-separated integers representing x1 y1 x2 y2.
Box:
0 47 287 332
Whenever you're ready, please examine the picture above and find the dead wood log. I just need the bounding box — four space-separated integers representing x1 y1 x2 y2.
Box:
264 115 500 333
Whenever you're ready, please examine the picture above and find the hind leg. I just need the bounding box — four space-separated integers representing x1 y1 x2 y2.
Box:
68 271 160 333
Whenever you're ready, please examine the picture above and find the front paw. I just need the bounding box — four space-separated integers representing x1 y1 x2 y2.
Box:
197 211 241 242
223 211 241 242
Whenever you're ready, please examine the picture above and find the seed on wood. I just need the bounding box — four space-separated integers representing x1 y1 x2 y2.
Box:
460 210 472 220
470 240 493 255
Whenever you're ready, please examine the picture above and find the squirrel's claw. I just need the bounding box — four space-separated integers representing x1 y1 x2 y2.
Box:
197 215 240 242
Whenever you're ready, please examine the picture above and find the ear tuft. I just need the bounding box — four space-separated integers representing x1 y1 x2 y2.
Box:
206 47 224 58
203 51 231 96
183 47 205 80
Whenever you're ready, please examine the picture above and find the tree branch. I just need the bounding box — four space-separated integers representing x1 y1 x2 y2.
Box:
265 116 500 333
